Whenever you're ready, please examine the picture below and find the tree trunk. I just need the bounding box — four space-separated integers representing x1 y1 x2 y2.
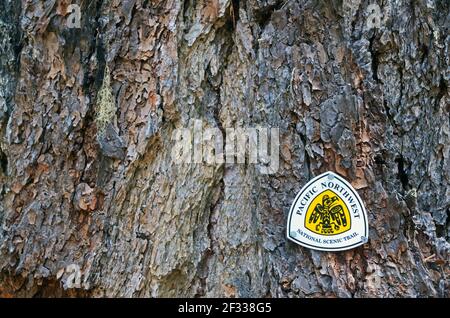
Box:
0 0 448 297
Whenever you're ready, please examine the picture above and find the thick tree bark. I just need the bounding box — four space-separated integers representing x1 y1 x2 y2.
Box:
0 0 448 297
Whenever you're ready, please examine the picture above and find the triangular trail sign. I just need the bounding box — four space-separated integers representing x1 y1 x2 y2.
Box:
287 171 369 251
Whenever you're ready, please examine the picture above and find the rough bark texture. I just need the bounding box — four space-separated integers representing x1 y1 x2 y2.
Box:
0 0 449 297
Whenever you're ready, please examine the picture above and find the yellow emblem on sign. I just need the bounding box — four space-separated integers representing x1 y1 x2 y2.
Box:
305 190 351 235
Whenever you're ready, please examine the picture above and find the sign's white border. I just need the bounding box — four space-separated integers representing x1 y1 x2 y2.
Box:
286 171 369 251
